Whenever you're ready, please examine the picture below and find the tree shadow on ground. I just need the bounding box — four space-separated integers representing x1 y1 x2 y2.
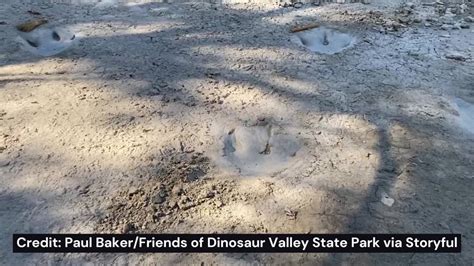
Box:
1 1 474 265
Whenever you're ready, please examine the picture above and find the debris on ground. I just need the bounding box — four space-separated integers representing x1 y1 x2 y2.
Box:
16 19 48 32
290 23 320 33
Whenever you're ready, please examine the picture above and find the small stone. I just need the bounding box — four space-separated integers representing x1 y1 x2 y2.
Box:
121 223 133 234
439 222 450 229
408 51 420 57
398 17 411 24
441 24 451 30
465 16 474 23
200 190 215 199
452 23 462 30
460 23 470 29
154 211 165 219
215 200 224 208
293 2 303 8
168 199 178 209
128 187 139 196
446 52 469 61
146 213 154 223
278 0 292 7
177 197 195 210
153 190 167 204
172 185 183 196
180 202 195 210
185 167 205 182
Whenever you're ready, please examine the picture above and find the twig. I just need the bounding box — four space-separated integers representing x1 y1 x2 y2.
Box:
290 23 320 33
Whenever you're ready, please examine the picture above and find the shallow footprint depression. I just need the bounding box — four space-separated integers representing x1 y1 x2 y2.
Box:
16 26 77 57
220 124 301 176
292 26 356 55
452 97 474 135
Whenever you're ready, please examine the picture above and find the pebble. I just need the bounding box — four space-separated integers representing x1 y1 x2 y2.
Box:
398 17 411 24
178 197 195 210
172 185 183 196
452 23 462 30
441 24 451 30
465 16 474 23
128 187 139 196
207 191 215 198
168 199 178 209
186 168 205 182
181 203 195 210
153 189 167 204
408 51 420 57
293 2 303 8
446 52 469 61
439 222 450 230
120 223 132 234
215 200 224 208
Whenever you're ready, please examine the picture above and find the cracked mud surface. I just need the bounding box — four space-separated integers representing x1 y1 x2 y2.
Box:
1 0 474 265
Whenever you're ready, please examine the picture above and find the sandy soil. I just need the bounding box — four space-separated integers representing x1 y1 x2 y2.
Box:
1 0 473 264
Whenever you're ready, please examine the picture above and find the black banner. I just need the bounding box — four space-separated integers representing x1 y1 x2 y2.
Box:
13 234 461 253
